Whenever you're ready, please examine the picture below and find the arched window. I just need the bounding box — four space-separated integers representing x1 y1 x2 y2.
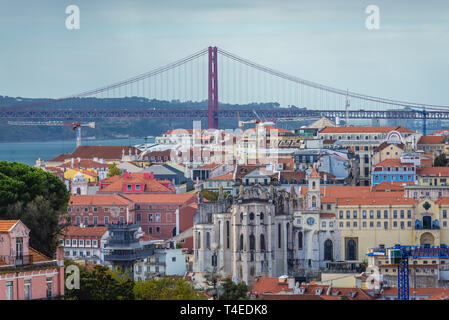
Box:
312 195 317 208
298 232 303 249
312 181 316 188
76 187 81 195
324 239 333 261
206 232 210 249
240 234 244 251
240 213 244 224
346 240 357 261
260 234 265 251
260 212 264 224
249 234 255 251
249 212 254 221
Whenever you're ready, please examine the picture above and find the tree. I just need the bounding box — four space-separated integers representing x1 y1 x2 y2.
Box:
64 262 135 300
434 153 447 167
133 277 205 300
0 161 69 257
107 163 122 178
219 278 249 300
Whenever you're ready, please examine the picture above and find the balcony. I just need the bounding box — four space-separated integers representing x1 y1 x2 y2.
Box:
0 255 33 266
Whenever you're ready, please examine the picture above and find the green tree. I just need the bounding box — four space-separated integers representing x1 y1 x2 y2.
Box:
434 153 448 167
219 278 249 300
64 262 135 300
0 161 69 257
107 163 122 178
201 189 218 201
134 277 205 300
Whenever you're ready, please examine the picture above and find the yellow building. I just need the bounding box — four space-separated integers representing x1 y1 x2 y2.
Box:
64 168 98 183
301 183 449 265
372 142 405 166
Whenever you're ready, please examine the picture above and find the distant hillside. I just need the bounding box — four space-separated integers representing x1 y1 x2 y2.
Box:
0 95 303 142
0 95 441 142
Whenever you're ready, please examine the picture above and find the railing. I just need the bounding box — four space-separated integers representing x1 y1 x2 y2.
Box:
104 248 154 261
0 255 33 266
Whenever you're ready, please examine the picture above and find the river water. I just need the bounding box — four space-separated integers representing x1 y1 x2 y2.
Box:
0 138 153 166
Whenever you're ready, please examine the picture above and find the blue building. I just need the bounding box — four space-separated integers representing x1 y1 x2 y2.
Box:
371 158 417 186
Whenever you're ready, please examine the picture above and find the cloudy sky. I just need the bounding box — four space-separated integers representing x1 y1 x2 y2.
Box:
1 0 448 106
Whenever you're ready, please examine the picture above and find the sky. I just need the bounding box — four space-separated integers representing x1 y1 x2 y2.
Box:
1 0 449 106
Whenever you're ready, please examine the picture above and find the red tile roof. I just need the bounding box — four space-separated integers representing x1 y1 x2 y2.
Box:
70 146 141 160
418 135 445 144
99 172 173 193
319 126 413 134
209 173 234 181
29 247 51 262
61 226 108 237
68 195 133 206
122 193 197 205
0 220 19 232
373 141 405 153
374 158 414 167
58 159 110 169
417 167 449 177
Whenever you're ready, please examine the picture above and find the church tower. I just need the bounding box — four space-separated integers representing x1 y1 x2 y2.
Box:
71 171 88 195
307 167 321 211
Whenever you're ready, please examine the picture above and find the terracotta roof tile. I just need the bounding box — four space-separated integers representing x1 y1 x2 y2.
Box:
61 226 108 237
417 167 449 177
122 193 197 204
68 195 133 206
209 173 234 181
70 146 141 160
418 136 445 144
0 220 19 232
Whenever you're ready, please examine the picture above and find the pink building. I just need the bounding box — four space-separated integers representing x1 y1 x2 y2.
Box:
0 220 64 300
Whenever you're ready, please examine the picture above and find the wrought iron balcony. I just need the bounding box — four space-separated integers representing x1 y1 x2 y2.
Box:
0 255 33 266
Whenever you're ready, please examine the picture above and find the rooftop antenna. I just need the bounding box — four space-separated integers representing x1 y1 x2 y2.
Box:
345 89 350 127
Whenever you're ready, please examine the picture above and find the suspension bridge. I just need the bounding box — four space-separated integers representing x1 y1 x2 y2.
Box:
1 46 449 134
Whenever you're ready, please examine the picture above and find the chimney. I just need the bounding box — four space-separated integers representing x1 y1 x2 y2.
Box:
71 158 74 168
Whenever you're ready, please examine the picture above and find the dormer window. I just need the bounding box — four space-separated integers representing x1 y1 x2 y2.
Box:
127 184 132 190
136 184 141 190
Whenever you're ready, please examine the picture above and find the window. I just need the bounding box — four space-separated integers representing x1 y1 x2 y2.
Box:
384 210 388 219
120 216 124 224
93 216 98 226
93 207 97 212
322 222 326 228
136 213 141 222
206 232 210 249
362 211 367 219
83 217 88 226
377 210 381 219
136 184 141 191
370 222 374 228
6 281 13 300
393 210 398 219
377 222 381 228
329 222 333 227
149 214 153 222
92 240 98 247
156 227 160 233
104 216 109 225
400 221 404 229
339 211 343 219
75 216 80 226
155 214 161 222
362 222 366 228
444 221 447 228
384 222 388 229
149 227 153 234
370 210 374 219
346 222 350 228
393 221 397 227
346 211 350 219
407 210 412 219
65 239 70 246
79 239 84 247
400 210 404 219
353 211 358 219
444 210 448 219
226 221 230 249
249 212 254 221
24 280 31 300
260 213 264 224
172 257 176 262
278 224 281 249
127 184 132 190
261 234 266 251
72 239 77 247
86 239 91 246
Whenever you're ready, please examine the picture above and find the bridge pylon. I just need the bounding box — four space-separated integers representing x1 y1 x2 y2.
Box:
208 46 218 129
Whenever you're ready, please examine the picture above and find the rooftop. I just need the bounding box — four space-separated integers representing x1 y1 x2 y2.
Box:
319 126 413 134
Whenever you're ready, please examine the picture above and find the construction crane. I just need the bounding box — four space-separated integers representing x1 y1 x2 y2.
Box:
368 244 449 300
7 121 95 147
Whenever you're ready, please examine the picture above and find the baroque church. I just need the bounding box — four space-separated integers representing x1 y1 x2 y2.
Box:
193 168 341 285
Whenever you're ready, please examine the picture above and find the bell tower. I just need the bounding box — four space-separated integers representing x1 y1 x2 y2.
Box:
307 167 321 211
